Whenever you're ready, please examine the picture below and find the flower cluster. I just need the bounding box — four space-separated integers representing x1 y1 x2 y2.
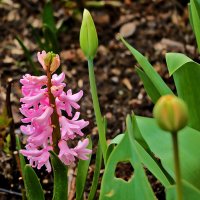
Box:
20 51 91 172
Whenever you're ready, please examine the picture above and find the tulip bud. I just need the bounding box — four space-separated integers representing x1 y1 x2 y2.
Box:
44 52 60 74
153 95 188 132
80 9 98 60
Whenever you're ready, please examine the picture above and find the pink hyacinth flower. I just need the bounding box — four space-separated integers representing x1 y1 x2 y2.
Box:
20 51 91 172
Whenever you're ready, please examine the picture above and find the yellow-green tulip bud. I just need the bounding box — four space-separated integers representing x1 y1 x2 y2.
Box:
80 9 98 60
153 95 188 132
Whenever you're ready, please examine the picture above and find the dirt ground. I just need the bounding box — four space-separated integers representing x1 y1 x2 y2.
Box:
0 0 197 199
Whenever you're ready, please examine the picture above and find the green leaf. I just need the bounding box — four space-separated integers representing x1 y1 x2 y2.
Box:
136 67 160 103
99 115 156 200
120 36 173 100
42 0 56 34
50 151 68 200
190 0 200 52
24 165 45 200
166 180 200 200
135 141 171 188
30 25 45 50
106 133 125 162
136 116 200 190
76 136 92 200
43 24 59 53
15 36 39 75
188 3 194 31
88 140 102 200
16 135 26 179
166 53 200 131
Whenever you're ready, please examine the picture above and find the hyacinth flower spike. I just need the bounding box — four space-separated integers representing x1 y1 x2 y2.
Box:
20 51 92 172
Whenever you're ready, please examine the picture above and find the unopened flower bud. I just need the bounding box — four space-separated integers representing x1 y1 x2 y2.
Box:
38 51 60 73
153 95 188 132
80 9 98 60
44 52 60 73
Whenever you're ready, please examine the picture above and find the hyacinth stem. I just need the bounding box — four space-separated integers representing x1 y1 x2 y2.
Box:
46 70 61 154
88 59 107 163
171 132 183 200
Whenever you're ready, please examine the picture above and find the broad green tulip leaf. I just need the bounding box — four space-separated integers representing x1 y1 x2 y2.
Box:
136 67 161 103
132 114 173 185
120 37 173 99
166 53 200 131
24 165 45 200
166 180 200 200
131 113 149 150
136 116 200 189
106 133 125 162
50 151 68 200
100 116 156 200
190 0 200 52
135 141 171 187
76 136 92 200
88 141 102 200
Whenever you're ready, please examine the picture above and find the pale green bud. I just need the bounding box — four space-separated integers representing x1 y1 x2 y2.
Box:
80 9 98 60
153 95 188 132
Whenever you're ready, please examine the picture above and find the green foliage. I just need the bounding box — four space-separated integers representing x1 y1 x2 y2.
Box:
136 116 200 190
76 136 92 200
50 151 68 200
16 36 39 75
166 53 200 131
120 36 173 104
189 0 200 52
16 0 60 75
100 116 156 200
16 135 26 179
88 140 102 200
24 165 45 200
166 180 200 200
0 106 12 153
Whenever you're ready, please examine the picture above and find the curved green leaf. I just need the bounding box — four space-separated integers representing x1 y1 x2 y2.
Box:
24 165 45 200
76 137 92 200
88 141 102 200
42 0 56 34
136 67 160 103
120 36 173 101
190 0 200 52
166 180 200 200
50 151 68 200
100 116 156 200
16 135 26 179
136 116 200 190
166 53 200 131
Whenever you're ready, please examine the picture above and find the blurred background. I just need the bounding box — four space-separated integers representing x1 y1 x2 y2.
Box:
0 0 196 199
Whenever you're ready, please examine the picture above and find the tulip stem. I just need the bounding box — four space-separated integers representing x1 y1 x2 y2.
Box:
88 59 107 163
171 132 183 200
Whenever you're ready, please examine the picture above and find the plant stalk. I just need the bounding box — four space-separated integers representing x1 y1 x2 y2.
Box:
47 70 61 154
172 132 183 200
88 59 107 163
